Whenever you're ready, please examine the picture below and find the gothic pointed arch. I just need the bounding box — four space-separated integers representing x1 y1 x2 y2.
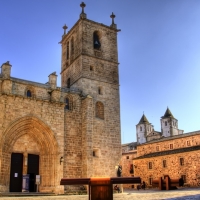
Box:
0 116 59 192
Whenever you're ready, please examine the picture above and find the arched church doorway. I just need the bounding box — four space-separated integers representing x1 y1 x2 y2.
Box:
0 116 59 193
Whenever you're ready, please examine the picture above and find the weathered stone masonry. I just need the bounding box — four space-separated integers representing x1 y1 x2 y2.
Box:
0 4 122 194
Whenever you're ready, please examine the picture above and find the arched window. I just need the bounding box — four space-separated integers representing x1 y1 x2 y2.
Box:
66 41 69 60
93 31 101 50
67 78 70 88
71 37 74 56
96 101 104 119
65 98 69 110
64 95 73 111
27 90 32 97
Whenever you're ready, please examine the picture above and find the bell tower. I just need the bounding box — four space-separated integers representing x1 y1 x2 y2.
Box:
60 3 120 91
60 3 121 177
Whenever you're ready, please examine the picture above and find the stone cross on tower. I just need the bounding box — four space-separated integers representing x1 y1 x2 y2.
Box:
110 12 117 29
80 2 87 19
62 24 68 36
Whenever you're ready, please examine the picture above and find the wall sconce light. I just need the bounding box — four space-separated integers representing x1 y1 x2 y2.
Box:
60 156 64 165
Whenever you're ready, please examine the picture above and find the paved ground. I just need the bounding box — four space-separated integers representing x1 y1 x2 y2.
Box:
1 188 200 200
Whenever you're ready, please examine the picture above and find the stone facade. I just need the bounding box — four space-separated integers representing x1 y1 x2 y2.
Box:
0 5 121 194
60 8 121 180
120 142 137 188
121 109 200 189
134 131 200 187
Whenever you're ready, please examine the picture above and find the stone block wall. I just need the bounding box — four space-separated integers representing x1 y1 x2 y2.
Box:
60 16 121 179
0 78 73 193
61 19 119 89
120 151 137 188
73 78 121 177
64 93 82 178
134 132 200 187
134 150 200 187
137 132 200 157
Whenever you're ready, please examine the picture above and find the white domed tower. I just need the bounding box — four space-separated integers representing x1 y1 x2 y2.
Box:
136 114 153 144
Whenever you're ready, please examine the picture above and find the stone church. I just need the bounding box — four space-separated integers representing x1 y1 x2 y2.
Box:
136 107 183 144
0 3 121 193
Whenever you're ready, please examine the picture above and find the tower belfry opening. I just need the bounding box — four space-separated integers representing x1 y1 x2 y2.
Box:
93 31 101 50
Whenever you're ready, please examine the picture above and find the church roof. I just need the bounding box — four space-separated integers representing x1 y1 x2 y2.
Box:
146 130 161 137
138 114 150 124
121 142 137 147
161 107 175 119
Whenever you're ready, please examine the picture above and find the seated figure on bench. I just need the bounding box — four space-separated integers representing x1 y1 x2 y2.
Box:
80 185 86 190
114 185 120 193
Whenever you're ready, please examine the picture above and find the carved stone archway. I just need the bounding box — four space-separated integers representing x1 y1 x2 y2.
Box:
0 116 61 193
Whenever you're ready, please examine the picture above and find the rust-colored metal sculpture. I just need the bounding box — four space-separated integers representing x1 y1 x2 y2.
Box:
60 177 141 200
152 175 184 190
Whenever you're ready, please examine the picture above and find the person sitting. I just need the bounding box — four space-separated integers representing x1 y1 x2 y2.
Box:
142 181 146 190
114 185 120 193
137 184 141 190
80 185 86 190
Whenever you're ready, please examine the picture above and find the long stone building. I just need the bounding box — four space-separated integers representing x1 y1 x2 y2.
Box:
122 108 200 188
0 3 121 193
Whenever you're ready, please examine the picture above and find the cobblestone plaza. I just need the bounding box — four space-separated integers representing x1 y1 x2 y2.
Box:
1 188 200 200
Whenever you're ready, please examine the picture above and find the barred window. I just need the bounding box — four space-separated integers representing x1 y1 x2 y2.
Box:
170 144 173 149
180 158 184 166
156 146 160 151
96 101 104 119
163 160 167 168
149 177 153 185
187 141 191 146
148 162 152 169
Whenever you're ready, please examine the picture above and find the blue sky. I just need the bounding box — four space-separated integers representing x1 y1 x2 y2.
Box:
1 0 200 144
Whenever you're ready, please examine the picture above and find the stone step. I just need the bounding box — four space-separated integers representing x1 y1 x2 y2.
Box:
0 192 55 197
